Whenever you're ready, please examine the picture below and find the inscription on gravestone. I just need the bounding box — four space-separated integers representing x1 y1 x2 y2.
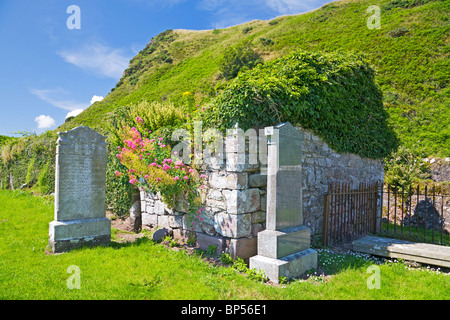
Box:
49 126 110 253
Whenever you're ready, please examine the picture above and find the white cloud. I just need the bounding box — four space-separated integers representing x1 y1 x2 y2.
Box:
265 0 326 15
30 88 88 111
57 43 131 79
90 95 104 104
35 115 56 129
197 0 330 28
65 109 84 119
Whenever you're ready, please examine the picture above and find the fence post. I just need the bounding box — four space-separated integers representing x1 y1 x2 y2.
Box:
323 187 330 246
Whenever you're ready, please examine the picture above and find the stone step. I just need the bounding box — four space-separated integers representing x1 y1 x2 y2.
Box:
352 236 450 268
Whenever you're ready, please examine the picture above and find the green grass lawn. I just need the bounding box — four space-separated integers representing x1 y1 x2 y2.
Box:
0 190 448 300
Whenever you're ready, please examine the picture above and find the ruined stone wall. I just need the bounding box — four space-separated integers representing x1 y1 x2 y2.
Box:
140 125 384 260
299 127 384 237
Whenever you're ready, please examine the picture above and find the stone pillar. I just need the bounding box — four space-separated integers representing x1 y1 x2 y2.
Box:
249 122 317 283
49 126 111 253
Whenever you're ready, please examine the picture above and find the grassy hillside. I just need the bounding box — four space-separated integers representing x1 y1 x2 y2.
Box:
60 0 449 157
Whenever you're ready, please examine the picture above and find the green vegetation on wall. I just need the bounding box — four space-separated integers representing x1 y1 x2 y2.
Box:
0 131 56 192
204 50 398 159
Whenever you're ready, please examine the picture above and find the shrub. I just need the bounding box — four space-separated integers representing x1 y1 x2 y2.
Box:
219 43 263 80
389 27 409 38
259 37 274 46
105 101 189 217
384 146 431 190
36 162 51 194
204 50 398 159
242 27 253 34
113 118 207 228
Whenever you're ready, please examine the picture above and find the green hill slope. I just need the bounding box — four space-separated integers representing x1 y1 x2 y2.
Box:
61 0 449 157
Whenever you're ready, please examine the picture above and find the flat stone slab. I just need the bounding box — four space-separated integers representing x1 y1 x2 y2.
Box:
249 248 318 283
352 236 450 268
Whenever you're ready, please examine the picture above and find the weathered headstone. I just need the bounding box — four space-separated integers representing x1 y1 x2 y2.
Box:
249 122 317 283
49 126 110 253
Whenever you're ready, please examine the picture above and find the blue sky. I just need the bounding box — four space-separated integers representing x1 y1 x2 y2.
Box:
0 0 330 137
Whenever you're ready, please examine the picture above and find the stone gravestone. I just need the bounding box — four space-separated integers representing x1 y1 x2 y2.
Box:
49 126 110 253
249 122 317 283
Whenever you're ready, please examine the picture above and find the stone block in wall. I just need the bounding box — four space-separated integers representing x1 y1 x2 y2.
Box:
196 233 226 255
227 237 257 262
129 200 141 232
172 228 192 241
251 223 264 237
248 173 267 188
205 198 227 211
182 215 201 232
208 171 248 190
207 189 224 201
168 215 183 229
225 152 259 172
142 213 158 227
158 215 170 229
251 210 266 224
201 223 216 236
260 194 266 212
154 200 165 215
214 212 252 238
174 198 190 213
145 205 155 215
222 189 261 214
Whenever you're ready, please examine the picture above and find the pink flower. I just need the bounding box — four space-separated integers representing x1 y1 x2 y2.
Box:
183 176 189 180
156 177 161 182
197 210 201 214
174 176 180 181
159 137 163 141
188 168 194 173
200 174 206 179
199 217 204 221
129 178 137 185
136 116 144 123
144 175 149 180
175 160 183 166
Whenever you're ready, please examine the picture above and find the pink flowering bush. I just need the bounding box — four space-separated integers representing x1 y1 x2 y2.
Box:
115 117 207 230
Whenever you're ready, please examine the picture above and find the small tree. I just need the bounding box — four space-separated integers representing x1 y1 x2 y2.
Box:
219 43 262 80
384 146 431 191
